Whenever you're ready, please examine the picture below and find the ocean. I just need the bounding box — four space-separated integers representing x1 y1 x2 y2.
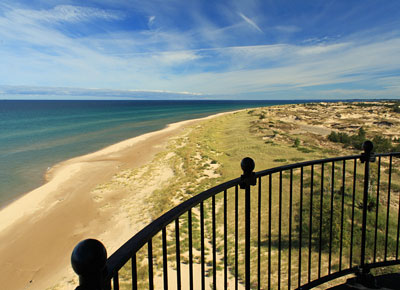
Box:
0 99 304 207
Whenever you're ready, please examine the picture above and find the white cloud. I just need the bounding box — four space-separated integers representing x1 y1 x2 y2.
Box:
6 5 123 24
238 12 263 33
0 85 204 99
318 88 400 99
148 15 156 27
296 43 349 56
146 36 400 96
151 50 200 65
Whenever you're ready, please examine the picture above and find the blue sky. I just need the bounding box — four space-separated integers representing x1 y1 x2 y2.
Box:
0 0 399 100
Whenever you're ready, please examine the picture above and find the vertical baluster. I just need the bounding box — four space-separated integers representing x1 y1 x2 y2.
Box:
148 240 154 290
374 157 381 263
188 210 193 290
113 273 120 290
397 156 400 259
212 195 217 289
278 171 282 289
258 177 262 290
350 159 357 268
360 141 374 270
175 218 181 290
308 165 313 283
132 255 137 290
318 163 324 278
385 155 393 260
235 185 239 290
339 160 346 271
328 161 335 274
298 167 303 289
201 202 205 290
162 227 168 290
288 169 293 290
268 174 272 290
224 190 228 290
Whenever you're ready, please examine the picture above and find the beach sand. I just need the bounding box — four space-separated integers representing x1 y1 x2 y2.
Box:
0 111 233 290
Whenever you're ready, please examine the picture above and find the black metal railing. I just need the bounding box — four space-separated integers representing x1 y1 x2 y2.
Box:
72 141 400 289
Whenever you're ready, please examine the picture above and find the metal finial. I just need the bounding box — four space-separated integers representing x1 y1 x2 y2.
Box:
240 157 256 189
71 239 107 276
362 140 374 154
241 157 255 175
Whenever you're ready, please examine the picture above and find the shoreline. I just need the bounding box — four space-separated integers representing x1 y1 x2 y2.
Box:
0 109 241 290
0 110 242 231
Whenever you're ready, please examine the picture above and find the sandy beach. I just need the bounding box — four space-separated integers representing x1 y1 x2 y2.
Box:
0 111 234 290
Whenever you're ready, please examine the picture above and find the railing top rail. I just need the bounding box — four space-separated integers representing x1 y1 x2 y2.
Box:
376 151 400 157
105 151 400 278
254 151 399 178
255 154 362 178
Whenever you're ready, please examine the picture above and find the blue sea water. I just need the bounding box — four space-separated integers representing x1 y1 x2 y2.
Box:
0 99 304 207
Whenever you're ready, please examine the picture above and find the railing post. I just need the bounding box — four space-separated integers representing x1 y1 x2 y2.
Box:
71 239 110 290
358 141 376 286
240 157 257 290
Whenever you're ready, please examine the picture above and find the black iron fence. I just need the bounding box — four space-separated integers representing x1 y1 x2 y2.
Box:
72 141 400 289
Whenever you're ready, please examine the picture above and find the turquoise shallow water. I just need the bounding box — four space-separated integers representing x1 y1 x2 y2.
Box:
0 100 305 207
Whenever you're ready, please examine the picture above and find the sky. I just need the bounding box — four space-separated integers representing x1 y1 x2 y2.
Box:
0 0 400 100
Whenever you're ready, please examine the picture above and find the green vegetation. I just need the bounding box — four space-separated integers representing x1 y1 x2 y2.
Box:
385 101 400 113
328 127 400 152
353 100 400 113
327 127 366 149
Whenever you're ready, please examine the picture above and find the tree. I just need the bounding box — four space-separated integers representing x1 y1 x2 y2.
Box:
351 127 367 149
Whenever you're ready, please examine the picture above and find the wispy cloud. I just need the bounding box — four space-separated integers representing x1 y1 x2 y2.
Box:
238 12 263 33
0 85 204 100
6 5 123 24
148 15 155 27
296 43 349 56
0 1 399 100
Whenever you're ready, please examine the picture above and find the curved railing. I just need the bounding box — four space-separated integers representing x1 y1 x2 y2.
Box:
72 141 400 289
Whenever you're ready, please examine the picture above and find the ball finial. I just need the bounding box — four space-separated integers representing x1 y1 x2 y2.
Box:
71 239 107 275
362 140 374 154
241 157 255 174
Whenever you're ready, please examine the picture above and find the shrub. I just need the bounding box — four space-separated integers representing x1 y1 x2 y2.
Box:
327 127 396 152
297 147 314 153
328 131 352 145
328 131 339 142
372 135 392 153
392 143 400 152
